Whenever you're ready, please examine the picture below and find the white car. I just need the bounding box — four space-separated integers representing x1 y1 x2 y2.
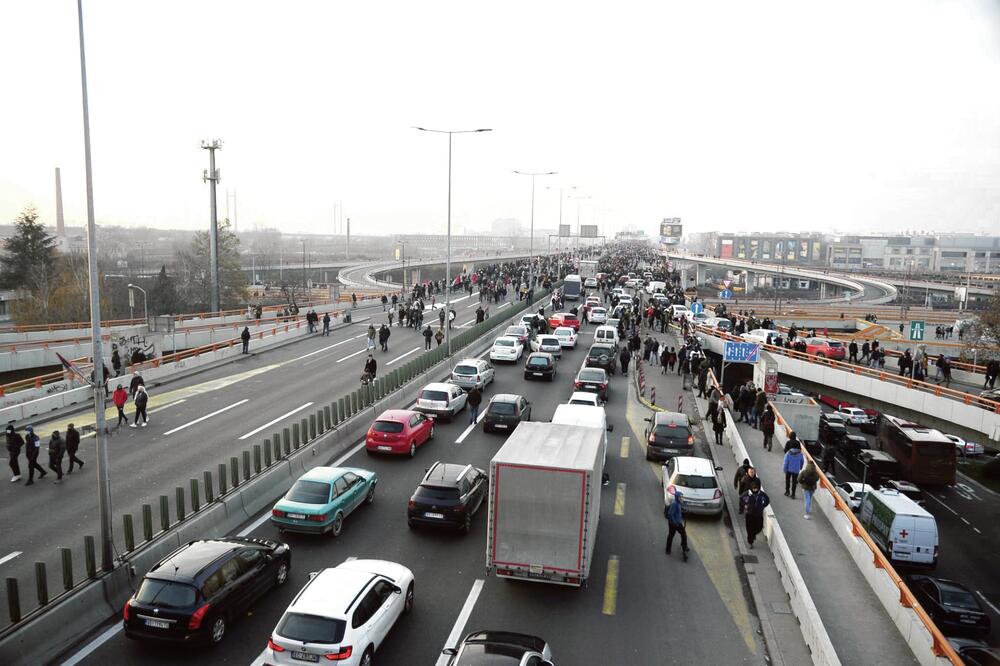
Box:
836 406 871 426
568 391 602 407
415 382 468 421
669 304 690 319
530 335 563 358
266 559 414 666
517 313 545 330
663 456 724 517
836 482 875 512
490 336 524 363
945 434 985 456
589 307 607 324
450 358 495 390
584 296 602 310
584 277 598 288
645 280 666 294
616 294 634 307
742 328 779 345
552 326 578 349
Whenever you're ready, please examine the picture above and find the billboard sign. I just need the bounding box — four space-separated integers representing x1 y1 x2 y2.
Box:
559 224 571 237
580 224 598 238
659 218 682 245
723 341 760 364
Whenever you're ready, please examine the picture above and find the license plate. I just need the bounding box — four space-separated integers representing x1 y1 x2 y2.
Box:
495 424 508 429
286 513 307 520
529 564 544 574
425 512 445 519
378 446 392 451
144 618 169 629
291 652 320 663
533 372 543 376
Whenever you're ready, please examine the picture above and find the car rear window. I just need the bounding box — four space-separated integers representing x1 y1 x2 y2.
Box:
454 365 478 375
494 339 514 347
673 473 716 489
415 485 461 500
489 402 516 415
527 356 550 367
827 341 843 348
135 578 197 609
420 390 449 402
277 612 346 644
654 424 690 438
286 480 331 504
570 398 595 406
578 370 605 381
588 348 611 358
373 420 404 433
539 337 559 346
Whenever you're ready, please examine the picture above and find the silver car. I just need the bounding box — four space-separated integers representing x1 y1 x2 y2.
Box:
663 456 724 517
530 335 563 358
450 358 495 390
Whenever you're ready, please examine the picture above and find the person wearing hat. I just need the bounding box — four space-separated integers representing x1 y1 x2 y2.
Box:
741 478 771 548
23 425 46 486
47 430 66 484
665 489 690 562
66 423 84 473
5 423 24 482
128 370 145 399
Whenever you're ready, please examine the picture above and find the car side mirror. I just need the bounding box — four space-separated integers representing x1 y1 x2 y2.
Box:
309 571 319 579
607 424 614 432
442 648 458 656
715 466 724 471
644 417 652 422
393 585 402 594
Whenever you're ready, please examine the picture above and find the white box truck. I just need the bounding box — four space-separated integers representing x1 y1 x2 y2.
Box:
551 403 612 472
486 422 603 587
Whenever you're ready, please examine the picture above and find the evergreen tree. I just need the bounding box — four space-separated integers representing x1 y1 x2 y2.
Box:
149 265 181 315
0 206 57 290
174 219 247 311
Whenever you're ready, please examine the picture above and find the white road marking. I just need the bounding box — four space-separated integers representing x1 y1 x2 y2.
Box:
497 302 511 309
925 493 960 516
974 527 983 534
978 590 1000 616
238 402 315 440
292 337 355 362
387 347 420 366
961 517 971 525
435 579 486 666
163 399 249 436
0 551 22 566
60 623 123 666
466 301 480 309
336 348 369 363
455 409 488 444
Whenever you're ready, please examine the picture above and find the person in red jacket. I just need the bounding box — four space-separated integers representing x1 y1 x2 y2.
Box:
112 384 129 427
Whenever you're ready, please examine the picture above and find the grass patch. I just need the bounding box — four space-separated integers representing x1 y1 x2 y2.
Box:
957 458 1000 494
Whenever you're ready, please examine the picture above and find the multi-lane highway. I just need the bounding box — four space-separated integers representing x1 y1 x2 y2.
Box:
60 322 763 665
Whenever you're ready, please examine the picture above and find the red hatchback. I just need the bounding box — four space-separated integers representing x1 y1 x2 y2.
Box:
548 312 580 332
365 409 434 457
802 338 846 360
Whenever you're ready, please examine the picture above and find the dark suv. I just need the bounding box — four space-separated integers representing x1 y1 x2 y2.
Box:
524 352 556 381
584 343 618 374
408 462 488 533
123 537 291 646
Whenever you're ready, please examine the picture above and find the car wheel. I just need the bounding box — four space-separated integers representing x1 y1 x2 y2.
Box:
407 519 415 529
365 485 376 504
275 560 289 586
403 582 414 613
428 425 435 440
815 352 825 358
359 647 374 666
209 614 227 645
409 442 416 457
331 512 344 537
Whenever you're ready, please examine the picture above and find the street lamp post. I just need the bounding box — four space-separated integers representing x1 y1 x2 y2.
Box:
569 194 591 259
547 185 576 277
414 126 492 357
513 170 557 295
128 283 148 322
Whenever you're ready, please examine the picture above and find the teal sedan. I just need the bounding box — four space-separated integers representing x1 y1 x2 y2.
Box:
270 466 378 536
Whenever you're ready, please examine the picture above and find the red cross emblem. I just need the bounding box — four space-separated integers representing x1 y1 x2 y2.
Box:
899 529 909 539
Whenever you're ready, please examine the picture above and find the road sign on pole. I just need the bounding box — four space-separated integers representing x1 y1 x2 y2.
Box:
690 302 704 315
909 320 926 341
723 341 761 364
719 289 733 299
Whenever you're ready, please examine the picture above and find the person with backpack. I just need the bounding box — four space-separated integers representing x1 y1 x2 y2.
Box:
760 405 776 451
665 490 690 562
131 385 149 428
798 459 820 520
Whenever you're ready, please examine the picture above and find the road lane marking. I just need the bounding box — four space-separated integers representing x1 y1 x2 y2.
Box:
336 348 369 363
977 590 1000 615
455 409 488 444
614 483 626 515
62 622 124 666
435 579 485 666
466 301 480 309
163 399 250 436
602 555 619 615
387 347 420 366
925 493 960 516
497 302 511 309
238 402 314 440
961 517 971 525
620 436 630 458
292 337 355 362
974 527 983 534
0 551 22 566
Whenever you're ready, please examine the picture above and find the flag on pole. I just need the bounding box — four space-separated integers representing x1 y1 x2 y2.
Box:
56 352 92 385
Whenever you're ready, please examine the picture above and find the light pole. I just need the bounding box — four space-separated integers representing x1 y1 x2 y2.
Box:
201 139 223 313
414 126 492 357
128 283 148 322
569 194 591 258
513 170 557 294
547 185 576 276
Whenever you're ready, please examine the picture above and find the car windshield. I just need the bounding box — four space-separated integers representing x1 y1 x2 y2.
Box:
489 402 516 415
456 642 526 663
527 357 550 367
539 338 559 346
135 579 197 609
578 370 604 382
373 420 404 433
454 365 478 375
592 308 606 315
286 479 331 504
420 390 449 402
673 473 717 489
940 589 978 609
494 339 514 347
277 612 346 644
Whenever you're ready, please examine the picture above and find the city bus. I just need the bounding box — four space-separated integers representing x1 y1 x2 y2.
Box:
563 274 582 300
875 414 956 486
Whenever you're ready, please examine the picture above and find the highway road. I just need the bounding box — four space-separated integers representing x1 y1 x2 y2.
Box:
60 325 763 665
0 294 504 618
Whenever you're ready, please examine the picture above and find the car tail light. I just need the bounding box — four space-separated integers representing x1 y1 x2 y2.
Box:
713 489 723 500
408 500 416 510
476 375 481 382
688 435 694 444
324 646 354 661
574 381 582 389
308 514 327 522
666 485 676 495
271 509 285 518
601 382 608 389
268 637 286 653
933 545 939 559
649 434 656 443
123 599 133 621
188 602 211 630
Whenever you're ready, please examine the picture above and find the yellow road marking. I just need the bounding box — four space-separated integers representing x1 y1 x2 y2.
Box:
602 555 619 615
614 483 626 515
620 436 630 458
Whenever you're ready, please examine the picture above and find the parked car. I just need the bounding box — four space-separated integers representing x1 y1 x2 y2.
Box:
365 409 434 457
584 343 618 374
574 367 609 401
837 406 871 427
504 325 532 345
742 328 779 345
952 641 1000 665
530 334 563 358
907 575 991 638
547 312 580 332
945 434 985 457
490 336 524 363
442 631 553 666
588 307 608 324
644 412 694 460
567 391 602 407
271 467 377 536
882 479 925 506
979 387 1000 409
524 352 557 381
662 456 723 517
408 461 489 532
551 326 578 349
802 337 846 360
124 537 291 645
835 481 875 512
415 382 468 421
482 394 532 434
265 559 414 665
450 358 495 390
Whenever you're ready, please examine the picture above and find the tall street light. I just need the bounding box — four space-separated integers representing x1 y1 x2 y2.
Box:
569 194 591 257
128 283 148 322
513 170 557 292
547 185 576 275
414 126 492 357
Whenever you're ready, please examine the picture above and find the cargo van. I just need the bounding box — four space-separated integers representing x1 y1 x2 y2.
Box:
551 403 613 469
858 489 938 568
593 325 619 348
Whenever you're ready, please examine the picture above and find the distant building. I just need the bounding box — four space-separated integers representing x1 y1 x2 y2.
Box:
491 218 522 236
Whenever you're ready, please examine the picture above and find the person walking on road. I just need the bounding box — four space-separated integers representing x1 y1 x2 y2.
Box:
322 312 331 336
665 490 689 561
363 354 378 381
5 424 24 483
798 459 819 520
434 328 445 347
783 430 802 453
741 479 770 548
112 384 129 427
128 371 145 399
848 339 859 364
423 324 433 350
619 347 631 375
467 386 483 425
65 423 84 473
712 408 726 446
131 385 149 428
366 324 377 351
47 430 66 484
241 326 251 354
783 440 804 499
738 467 759 497
23 426 46 485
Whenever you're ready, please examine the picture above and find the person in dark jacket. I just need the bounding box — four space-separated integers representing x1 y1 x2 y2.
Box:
712 409 726 446
322 312 331 336
5 424 24 482
111 348 122 376
740 479 770 548
734 458 751 490
760 406 776 451
619 348 631 374
65 424 83 473
986 359 999 389
752 389 767 429
783 430 803 454
423 324 434 350
665 490 689 561
363 354 377 380
128 371 145 398
467 387 483 424
23 426 46 485
697 364 709 398
241 326 251 353
131 385 149 427
47 430 66 483
821 443 836 475
798 460 820 520
738 467 759 499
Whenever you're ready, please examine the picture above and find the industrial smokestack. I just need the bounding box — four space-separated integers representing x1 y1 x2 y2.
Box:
55 167 65 236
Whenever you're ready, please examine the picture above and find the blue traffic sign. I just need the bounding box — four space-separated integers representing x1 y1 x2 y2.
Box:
723 341 760 364
690 302 704 314
719 289 733 299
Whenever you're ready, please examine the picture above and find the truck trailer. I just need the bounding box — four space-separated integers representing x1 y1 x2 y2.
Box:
486 422 603 587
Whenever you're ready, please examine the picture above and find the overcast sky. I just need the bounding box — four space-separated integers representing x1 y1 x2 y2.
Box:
2 0 999 239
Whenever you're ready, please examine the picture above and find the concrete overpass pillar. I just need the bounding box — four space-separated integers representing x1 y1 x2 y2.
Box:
696 264 706 286
819 282 827 299
744 272 754 295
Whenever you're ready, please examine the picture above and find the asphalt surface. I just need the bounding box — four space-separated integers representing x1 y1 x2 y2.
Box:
62 323 763 666
0 295 497 617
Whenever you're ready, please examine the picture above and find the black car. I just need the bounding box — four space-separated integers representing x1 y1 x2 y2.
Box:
819 418 848 450
483 394 532 434
644 411 694 460
123 537 291 646
979 387 1000 409
584 343 618 374
956 644 1000 666
574 368 609 401
836 433 871 462
442 630 553 665
907 575 992 637
524 352 557 381
408 461 488 532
